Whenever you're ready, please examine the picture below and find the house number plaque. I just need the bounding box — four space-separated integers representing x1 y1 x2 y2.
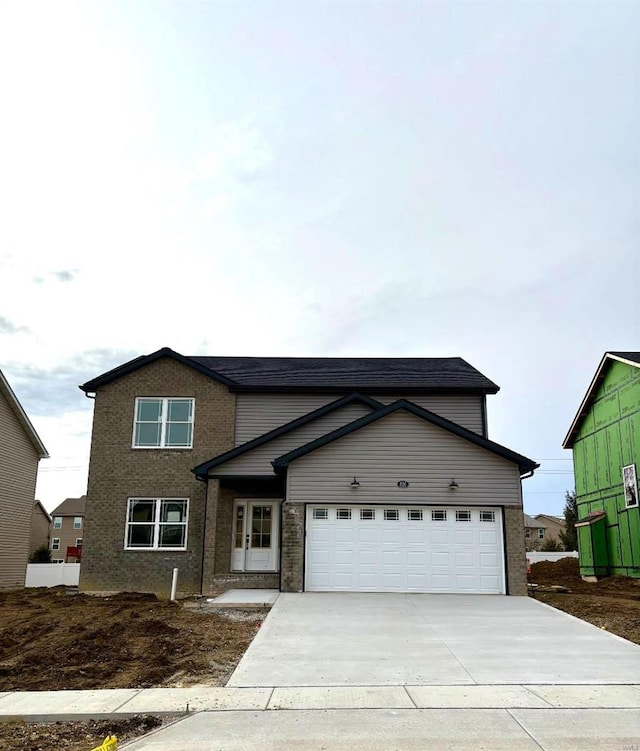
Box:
397 480 409 488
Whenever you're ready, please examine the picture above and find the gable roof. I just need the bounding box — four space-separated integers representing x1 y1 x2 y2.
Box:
34 500 51 522
192 393 384 479
0 368 49 458
524 514 546 528
51 495 86 517
80 347 500 395
563 351 640 448
272 400 538 476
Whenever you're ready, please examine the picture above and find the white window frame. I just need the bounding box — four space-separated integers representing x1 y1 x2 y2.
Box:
456 510 471 522
76 538 83 547
132 398 195 449
124 498 189 551
480 510 495 523
73 516 82 529
336 508 352 520
312 508 328 520
51 537 60 550
360 509 376 520
384 509 399 521
432 510 447 521
53 517 62 529
525 529 531 539
408 509 423 521
538 528 545 540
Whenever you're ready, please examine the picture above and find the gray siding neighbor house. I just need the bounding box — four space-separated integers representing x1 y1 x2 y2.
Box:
78 348 538 598
0 368 49 589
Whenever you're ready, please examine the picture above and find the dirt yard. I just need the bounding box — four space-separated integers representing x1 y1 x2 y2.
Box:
0 588 266 691
530 557 640 645
0 716 163 751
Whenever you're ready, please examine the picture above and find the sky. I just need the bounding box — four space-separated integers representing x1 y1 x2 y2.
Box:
0 0 638 514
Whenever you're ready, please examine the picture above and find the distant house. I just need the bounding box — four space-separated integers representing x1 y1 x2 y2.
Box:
49 495 86 563
563 352 640 580
0 368 49 589
29 500 51 557
534 514 566 547
523 514 547 552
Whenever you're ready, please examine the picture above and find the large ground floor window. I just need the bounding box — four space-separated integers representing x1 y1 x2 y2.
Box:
125 498 189 550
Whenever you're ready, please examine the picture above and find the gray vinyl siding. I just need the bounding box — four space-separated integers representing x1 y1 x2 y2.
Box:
0 390 40 589
235 393 484 444
215 403 373 476
287 410 522 507
372 395 483 435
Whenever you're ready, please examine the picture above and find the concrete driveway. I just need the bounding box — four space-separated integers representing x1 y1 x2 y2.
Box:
228 593 640 687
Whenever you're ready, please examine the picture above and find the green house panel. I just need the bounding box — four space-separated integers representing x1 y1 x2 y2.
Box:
569 357 640 579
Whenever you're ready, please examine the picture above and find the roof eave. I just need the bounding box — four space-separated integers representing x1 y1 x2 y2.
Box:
228 385 500 395
79 347 238 393
563 352 640 448
0 370 49 458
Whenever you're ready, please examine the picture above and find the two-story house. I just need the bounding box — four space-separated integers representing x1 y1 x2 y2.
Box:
523 514 547 552
49 495 86 562
78 348 538 598
563 352 640 579
0 368 49 589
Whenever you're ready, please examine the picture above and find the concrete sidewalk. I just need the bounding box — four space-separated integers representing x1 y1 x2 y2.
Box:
2 684 640 721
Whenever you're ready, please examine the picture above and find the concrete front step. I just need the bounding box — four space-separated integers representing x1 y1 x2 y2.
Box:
1 684 640 721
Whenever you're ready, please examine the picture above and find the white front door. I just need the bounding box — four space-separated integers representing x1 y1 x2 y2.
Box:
305 505 505 593
231 501 280 572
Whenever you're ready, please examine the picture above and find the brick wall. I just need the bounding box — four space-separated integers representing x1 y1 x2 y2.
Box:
281 501 305 592
79 357 235 597
504 506 527 596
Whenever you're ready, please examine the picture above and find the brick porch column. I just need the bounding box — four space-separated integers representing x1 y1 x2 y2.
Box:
281 501 304 592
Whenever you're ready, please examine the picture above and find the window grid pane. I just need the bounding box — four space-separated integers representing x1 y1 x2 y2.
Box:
312 508 328 520
384 509 399 521
456 510 471 522
480 511 495 523
126 499 188 549
408 510 423 521
336 509 351 520
134 398 194 448
360 509 375 520
432 510 447 521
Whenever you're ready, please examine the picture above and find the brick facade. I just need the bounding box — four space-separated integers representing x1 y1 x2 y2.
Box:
280 502 305 592
80 358 235 597
503 506 527 596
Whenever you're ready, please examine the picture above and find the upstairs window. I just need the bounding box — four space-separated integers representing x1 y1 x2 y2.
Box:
538 528 545 540
73 516 82 529
133 398 194 448
53 517 62 529
125 498 189 550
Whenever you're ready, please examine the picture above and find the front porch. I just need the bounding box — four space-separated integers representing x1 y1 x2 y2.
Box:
202 478 289 595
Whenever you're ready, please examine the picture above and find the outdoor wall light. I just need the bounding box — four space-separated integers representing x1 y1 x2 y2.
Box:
448 478 459 490
350 477 360 488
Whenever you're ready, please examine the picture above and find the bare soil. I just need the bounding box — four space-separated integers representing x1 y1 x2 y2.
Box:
0 588 267 690
530 557 640 645
0 717 163 751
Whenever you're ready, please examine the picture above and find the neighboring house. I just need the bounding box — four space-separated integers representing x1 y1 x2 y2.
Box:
534 514 566 547
0 368 49 589
563 352 640 580
78 347 538 598
523 514 547 552
49 495 86 563
29 500 51 556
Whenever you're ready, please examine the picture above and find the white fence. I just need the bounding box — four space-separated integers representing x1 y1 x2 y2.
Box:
25 563 80 588
526 552 578 564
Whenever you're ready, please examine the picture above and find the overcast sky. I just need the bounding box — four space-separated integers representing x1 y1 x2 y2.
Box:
1 0 638 514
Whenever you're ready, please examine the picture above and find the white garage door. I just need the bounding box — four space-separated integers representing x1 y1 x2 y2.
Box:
305 505 505 594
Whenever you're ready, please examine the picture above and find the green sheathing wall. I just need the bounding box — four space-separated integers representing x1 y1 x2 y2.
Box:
573 360 640 577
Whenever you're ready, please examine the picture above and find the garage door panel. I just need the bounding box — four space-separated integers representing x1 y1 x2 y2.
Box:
479 529 499 545
306 506 504 594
